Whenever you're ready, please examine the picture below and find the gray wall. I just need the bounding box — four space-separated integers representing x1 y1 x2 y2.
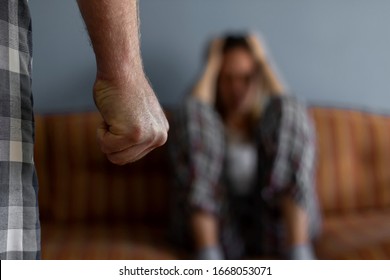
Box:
30 0 390 113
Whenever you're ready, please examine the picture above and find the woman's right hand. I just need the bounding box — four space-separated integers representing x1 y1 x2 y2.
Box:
191 38 224 105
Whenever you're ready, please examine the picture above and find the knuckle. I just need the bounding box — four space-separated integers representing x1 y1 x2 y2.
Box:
160 130 168 145
165 121 170 131
152 125 168 147
128 124 144 143
163 117 170 131
127 120 169 148
154 130 168 147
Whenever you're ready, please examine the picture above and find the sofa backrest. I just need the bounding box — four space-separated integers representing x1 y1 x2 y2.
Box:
35 107 390 223
310 107 390 215
35 112 171 224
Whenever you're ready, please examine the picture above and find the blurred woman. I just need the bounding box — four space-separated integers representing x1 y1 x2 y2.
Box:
169 33 321 260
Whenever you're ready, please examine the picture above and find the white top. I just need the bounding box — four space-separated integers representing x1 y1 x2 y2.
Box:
226 132 258 196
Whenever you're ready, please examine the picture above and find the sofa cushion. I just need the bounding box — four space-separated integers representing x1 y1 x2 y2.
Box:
315 208 390 259
41 223 180 260
310 108 390 215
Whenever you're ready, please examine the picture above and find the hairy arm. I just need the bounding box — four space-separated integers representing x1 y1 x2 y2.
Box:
77 0 142 83
77 0 169 165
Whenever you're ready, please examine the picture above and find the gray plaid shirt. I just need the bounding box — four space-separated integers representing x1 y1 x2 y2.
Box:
0 0 40 259
170 95 321 259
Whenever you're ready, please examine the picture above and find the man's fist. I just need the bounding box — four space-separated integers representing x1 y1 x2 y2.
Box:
93 77 169 165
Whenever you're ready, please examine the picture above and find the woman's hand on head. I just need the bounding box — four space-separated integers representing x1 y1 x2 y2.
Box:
247 33 284 94
206 38 224 72
247 34 267 65
192 38 224 105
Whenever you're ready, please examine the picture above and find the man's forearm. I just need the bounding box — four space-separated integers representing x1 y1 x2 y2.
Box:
74 0 168 165
77 0 143 84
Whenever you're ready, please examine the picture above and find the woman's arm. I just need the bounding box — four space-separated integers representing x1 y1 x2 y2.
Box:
192 38 224 105
246 34 284 94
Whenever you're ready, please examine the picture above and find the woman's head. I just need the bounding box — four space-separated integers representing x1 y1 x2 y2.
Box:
213 33 284 121
216 35 258 118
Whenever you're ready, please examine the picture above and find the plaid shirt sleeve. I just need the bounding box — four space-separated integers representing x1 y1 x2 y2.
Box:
0 0 40 259
257 96 321 245
170 97 225 215
259 97 317 210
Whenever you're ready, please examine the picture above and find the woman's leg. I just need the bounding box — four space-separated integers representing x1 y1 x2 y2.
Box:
191 211 224 259
281 195 315 259
281 195 309 246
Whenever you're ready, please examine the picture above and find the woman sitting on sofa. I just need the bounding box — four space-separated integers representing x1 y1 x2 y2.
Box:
169 33 321 260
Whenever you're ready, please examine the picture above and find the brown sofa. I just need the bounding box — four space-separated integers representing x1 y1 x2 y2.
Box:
34 107 390 260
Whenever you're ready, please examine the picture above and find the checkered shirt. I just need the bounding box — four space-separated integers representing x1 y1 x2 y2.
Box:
0 0 40 260
169 95 321 259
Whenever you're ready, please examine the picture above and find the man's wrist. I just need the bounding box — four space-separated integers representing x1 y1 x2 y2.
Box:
95 66 146 89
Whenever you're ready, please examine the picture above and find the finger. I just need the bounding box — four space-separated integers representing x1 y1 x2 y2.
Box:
128 144 159 163
212 37 224 49
97 122 136 154
250 37 267 61
207 38 223 60
105 126 168 165
106 141 158 165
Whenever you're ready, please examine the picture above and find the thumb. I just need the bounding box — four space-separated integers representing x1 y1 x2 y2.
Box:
96 121 134 154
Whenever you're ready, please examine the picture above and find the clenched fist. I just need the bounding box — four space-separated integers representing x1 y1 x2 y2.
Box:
93 77 169 165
